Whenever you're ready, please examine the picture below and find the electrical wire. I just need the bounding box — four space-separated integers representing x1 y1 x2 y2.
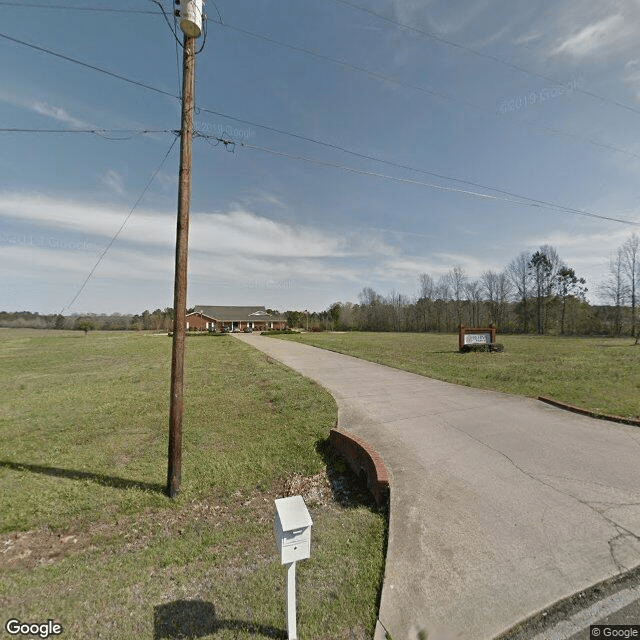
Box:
199 133 640 227
150 0 184 49
210 18 452 102
60 134 179 314
195 6 207 54
208 18 640 163
196 107 640 210
323 0 640 119
0 128 176 136
148 0 207 54
0 1 159 13
3 27 639 227
4 22 640 173
0 31 179 99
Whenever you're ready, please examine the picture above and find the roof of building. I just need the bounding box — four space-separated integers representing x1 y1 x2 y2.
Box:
191 305 285 322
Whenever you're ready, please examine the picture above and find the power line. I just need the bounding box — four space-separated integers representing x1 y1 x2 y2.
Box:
60 134 179 314
0 127 175 135
323 0 640 119
0 31 178 99
208 18 640 164
4 27 639 226
5 22 640 174
210 19 451 102
150 0 184 49
199 133 640 227
0 1 159 13
196 107 640 211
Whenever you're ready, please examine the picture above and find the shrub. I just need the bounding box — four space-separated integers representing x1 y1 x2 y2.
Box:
261 329 298 336
460 343 505 353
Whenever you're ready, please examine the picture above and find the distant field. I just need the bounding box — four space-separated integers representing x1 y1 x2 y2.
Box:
0 329 385 639
273 332 640 419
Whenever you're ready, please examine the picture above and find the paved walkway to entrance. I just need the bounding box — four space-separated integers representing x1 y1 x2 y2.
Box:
235 333 640 640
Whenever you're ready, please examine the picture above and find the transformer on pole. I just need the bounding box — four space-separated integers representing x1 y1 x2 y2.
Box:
179 0 204 38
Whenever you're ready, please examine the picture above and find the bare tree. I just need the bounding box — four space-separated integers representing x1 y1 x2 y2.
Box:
481 270 500 324
507 252 532 332
621 233 639 340
599 248 628 335
386 290 408 332
465 279 483 326
434 274 451 331
448 266 467 325
496 270 513 330
418 273 435 300
417 273 435 331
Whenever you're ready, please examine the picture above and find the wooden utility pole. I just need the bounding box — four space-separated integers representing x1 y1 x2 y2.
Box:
167 26 198 498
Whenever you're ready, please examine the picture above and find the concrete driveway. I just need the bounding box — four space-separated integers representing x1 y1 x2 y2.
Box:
234 333 640 640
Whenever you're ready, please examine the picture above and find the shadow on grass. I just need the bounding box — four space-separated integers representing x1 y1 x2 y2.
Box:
153 600 285 639
0 460 165 494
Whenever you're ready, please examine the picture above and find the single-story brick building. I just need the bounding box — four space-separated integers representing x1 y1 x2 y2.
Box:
186 305 287 332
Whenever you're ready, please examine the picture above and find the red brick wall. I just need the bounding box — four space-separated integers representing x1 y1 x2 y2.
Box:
329 428 390 507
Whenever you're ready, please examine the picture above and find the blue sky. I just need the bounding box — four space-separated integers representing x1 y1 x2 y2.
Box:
1 0 640 314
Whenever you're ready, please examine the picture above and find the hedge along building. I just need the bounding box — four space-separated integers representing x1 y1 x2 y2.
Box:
186 306 288 332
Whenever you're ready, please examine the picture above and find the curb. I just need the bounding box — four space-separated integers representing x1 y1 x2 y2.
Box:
329 428 390 508
538 396 640 427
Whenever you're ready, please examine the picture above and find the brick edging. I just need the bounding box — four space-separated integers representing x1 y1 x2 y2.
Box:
538 396 640 427
329 428 390 507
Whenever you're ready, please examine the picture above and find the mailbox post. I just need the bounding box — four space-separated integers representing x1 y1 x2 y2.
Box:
274 495 313 640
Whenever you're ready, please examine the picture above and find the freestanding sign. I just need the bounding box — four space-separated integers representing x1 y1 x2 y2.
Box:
458 324 497 351
274 496 313 640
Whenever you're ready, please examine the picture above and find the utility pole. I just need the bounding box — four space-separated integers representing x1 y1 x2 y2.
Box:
167 0 203 498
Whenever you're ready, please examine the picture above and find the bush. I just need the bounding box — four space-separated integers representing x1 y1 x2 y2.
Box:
460 343 504 353
310 326 323 332
261 329 298 336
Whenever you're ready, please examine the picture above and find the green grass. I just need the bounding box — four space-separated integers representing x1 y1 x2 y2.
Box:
271 332 640 419
0 329 385 639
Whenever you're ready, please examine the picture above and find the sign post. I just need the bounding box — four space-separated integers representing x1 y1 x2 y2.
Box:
458 324 498 352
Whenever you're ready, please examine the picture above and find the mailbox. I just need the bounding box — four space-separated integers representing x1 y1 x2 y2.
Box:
274 495 313 565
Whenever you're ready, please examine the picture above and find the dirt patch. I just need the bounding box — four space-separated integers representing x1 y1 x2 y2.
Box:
1 464 377 571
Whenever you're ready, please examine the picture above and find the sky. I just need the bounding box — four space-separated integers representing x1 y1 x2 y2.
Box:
1 0 640 315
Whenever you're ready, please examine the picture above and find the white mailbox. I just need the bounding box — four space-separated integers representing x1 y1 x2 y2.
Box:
274 495 313 565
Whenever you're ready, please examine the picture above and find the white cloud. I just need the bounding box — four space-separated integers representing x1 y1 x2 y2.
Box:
0 192 400 310
30 101 90 129
0 193 395 259
0 90 92 129
101 170 126 197
389 0 434 26
552 14 626 58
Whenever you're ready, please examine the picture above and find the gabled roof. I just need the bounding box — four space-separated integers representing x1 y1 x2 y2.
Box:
186 311 216 321
192 305 283 322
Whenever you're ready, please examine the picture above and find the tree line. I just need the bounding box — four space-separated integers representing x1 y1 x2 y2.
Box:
0 308 174 332
293 234 640 338
2 234 638 337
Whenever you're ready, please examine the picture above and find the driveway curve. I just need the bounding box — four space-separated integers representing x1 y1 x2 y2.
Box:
234 333 640 640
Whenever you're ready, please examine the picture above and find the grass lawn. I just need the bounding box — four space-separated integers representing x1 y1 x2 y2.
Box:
271 332 640 419
0 329 386 640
